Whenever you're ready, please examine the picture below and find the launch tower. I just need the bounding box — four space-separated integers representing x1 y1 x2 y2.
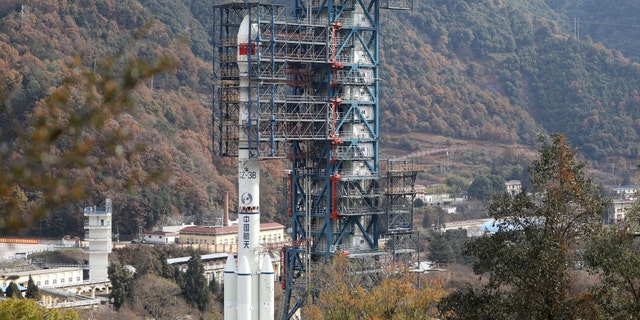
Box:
213 1 415 319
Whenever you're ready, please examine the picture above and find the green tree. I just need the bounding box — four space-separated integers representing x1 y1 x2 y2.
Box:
108 262 133 310
428 232 454 264
182 251 209 311
5 281 21 299
440 134 608 319
209 277 221 295
584 200 640 318
25 275 41 300
0 298 78 320
445 175 469 198
444 228 471 264
466 174 505 201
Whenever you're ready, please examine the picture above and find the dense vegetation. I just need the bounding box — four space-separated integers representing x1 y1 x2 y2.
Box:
1 0 640 238
381 0 640 162
0 0 284 237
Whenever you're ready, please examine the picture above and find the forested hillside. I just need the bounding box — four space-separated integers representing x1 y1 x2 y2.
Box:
1 0 639 237
547 0 640 62
0 0 285 237
380 0 640 161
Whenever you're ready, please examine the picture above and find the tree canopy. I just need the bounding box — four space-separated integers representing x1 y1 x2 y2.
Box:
25 275 41 300
0 298 77 320
181 250 210 311
304 255 446 319
439 134 609 319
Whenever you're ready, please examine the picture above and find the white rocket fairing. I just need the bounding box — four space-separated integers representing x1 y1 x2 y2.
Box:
223 256 237 319
260 255 275 320
223 14 274 320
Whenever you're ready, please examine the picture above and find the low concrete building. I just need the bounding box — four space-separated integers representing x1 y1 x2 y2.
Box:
505 180 522 196
142 231 178 244
0 267 84 289
612 186 636 200
610 199 635 224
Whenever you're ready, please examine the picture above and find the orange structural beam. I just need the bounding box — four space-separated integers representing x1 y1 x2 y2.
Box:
329 98 343 146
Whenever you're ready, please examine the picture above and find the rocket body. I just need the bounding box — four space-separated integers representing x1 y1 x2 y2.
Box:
237 256 252 319
223 14 273 320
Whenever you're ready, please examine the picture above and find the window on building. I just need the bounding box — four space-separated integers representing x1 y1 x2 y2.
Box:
53 279 57 284
37 281 41 286
61 278 65 283
69 277 73 283
76 277 81 282
45 280 49 285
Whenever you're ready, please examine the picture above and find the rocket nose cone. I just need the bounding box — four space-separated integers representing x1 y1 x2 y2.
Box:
238 256 251 275
261 254 274 273
224 255 236 272
237 15 251 43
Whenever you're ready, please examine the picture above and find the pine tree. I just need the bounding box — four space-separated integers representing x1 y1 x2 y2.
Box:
182 251 209 311
25 275 40 300
428 232 454 264
5 281 21 299
108 262 133 310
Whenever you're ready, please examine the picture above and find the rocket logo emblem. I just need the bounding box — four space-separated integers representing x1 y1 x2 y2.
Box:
241 192 253 205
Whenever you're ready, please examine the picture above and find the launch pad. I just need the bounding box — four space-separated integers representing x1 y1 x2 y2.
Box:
212 1 416 319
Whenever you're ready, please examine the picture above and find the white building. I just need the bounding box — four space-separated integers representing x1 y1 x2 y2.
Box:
0 267 84 289
84 199 112 280
142 231 178 244
610 199 635 224
505 180 522 196
179 223 286 246
612 186 636 200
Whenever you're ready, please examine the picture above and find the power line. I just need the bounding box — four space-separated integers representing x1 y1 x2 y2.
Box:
579 21 640 29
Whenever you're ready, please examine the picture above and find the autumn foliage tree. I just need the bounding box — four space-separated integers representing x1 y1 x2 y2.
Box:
0 298 78 320
303 255 446 319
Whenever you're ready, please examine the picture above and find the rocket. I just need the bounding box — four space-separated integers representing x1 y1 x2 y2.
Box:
223 14 275 320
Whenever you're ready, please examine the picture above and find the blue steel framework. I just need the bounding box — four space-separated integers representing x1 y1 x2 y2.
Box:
213 1 413 318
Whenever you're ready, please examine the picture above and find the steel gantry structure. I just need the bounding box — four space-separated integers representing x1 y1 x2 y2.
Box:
213 1 414 319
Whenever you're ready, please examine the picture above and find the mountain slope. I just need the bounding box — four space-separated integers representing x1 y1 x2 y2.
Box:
379 0 640 162
0 0 285 237
2 0 639 236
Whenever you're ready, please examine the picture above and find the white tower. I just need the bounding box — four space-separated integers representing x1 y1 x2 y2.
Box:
84 198 113 280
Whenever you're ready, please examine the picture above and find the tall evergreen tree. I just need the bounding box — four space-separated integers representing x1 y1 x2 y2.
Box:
440 134 608 319
108 262 133 310
428 232 454 264
182 251 209 311
5 281 21 299
25 275 40 300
